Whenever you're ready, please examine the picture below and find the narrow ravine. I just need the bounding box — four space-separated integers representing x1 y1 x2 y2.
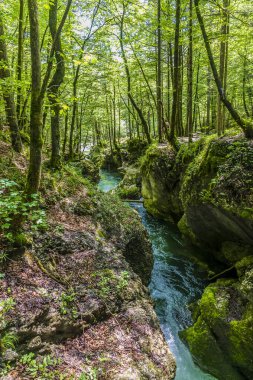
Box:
99 169 216 380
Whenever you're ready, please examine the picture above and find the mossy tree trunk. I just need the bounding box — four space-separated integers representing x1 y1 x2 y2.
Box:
27 0 43 194
16 0 24 125
0 14 23 153
27 0 72 193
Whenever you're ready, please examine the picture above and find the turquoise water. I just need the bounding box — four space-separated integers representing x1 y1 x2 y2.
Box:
99 170 216 380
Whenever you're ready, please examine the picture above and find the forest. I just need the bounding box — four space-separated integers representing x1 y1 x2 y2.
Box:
0 0 253 379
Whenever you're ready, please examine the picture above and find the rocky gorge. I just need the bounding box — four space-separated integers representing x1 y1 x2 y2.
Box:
105 133 253 380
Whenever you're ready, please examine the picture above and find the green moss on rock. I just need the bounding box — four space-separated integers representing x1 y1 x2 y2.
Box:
183 274 253 379
115 165 142 200
141 144 183 221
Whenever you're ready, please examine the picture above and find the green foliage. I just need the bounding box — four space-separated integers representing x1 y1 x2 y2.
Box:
79 368 98 380
92 269 129 299
20 353 65 380
59 288 78 318
0 179 47 242
0 297 17 353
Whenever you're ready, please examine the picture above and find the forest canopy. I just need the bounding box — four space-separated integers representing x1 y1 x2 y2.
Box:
1 0 253 191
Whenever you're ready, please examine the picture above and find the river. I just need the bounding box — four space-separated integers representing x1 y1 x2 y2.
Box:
98 169 216 380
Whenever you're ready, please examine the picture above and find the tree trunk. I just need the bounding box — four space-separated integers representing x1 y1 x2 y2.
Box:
157 0 163 141
206 65 211 129
0 14 22 152
187 0 193 142
119 8 151 144
217 0 229 136
16 0 24 124
48 0 65 169
170 0 181 145
27 0 43 194
62 110 68 157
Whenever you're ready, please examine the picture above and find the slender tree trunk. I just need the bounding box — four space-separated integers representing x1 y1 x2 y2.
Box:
243 57 250 118
206 65 211 129
194 0 253 138
222 0 229 132
187 0 193 142
113 85 117 147
17 0 24 124
177 45 183 136
62 110 68 156
27 0 43 193
119 8 151 144
0 14 22 152
193 56 200 131
157 0 162 141
170 0 181 145
48 0 65 169
167 44 171 123
106 94 113 152
217 0 229 136
69 75 78 158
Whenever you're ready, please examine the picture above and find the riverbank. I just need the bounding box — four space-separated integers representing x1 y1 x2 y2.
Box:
0 141 176 379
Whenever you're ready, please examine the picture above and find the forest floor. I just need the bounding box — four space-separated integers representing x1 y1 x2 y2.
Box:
0 141 176 380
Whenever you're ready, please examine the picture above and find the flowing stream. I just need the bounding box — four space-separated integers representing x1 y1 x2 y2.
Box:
98 170 216 380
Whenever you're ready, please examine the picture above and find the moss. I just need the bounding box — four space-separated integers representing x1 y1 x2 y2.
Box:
180 134 218 208
180 317 241 379
221 242 253 264
13 232 32 247
79 159 100 183
235 255 253 277
143 199 173 222
116 184 140 200
141 144 183 221
229 305 253 378
140 143 175 179
115 165 142 200
89 191 153 285
199 283 230 325
177 214 196 243
126 138 148 163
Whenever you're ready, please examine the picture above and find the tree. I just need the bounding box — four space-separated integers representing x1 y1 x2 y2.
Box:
170 0 181 145
27 0 72 193
194 0 253 138
0 13 22 152
157 0 162 142
48 0 65 169
119 3 151 144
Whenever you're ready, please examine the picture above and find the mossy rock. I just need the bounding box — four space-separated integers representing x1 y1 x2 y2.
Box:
182 276 253 379
228 305 253 379
115 165 142 200
221 242 253 264
180 317 245 380
126 138 148 164
177 213 196 243
141 144 183 221
80 159 100 183
116 184 140 200
90 191 153 285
